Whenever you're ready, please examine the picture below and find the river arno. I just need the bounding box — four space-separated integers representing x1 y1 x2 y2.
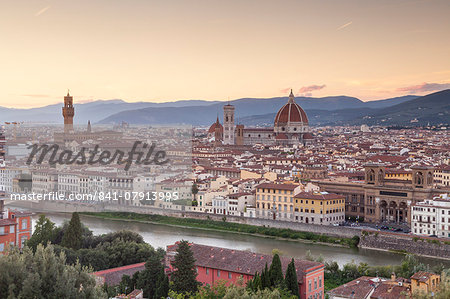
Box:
33 212 450 268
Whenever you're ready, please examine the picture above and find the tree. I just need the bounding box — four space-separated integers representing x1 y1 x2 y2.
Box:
192 182 199 202
61 212 83 250
261 263 270 289
171 240 200 294
0 244 105 298
285 259 299 298
25 214 58 251
269 254 284 287
155 268 170 299
136 255 164 298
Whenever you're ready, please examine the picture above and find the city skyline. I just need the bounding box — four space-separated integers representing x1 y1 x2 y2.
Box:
1 0 449 108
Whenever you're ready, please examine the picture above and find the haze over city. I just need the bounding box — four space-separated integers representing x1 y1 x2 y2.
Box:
1 0 449 107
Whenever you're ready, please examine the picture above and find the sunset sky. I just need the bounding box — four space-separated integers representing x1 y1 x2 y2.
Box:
1 0 449 108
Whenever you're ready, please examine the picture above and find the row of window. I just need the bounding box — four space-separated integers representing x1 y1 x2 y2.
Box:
258 189 293 194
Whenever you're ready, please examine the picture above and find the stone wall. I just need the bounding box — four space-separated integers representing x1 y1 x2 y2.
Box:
359 230 450 259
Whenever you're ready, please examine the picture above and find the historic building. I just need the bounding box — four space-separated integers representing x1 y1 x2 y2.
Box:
209 90 312 146
0 200 32 254
165 242 325 299
315 164 446 225
411 196 450 238
223 104 235 145
62 91 74 133
54 91 122 144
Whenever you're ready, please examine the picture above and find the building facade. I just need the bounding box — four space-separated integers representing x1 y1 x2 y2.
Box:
411 196 450 238
208 90 311 146
316 164 448 225
293 192 345 225
165 243 325 299
0 201 32 254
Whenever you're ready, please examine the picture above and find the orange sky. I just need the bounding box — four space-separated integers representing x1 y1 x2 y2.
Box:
1 0 449 108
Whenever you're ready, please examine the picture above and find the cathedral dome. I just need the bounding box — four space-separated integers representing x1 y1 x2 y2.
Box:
208 117 223 134
274 90 308 126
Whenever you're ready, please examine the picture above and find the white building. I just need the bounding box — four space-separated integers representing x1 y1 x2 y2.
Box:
411 195 450 238
0 167 24 193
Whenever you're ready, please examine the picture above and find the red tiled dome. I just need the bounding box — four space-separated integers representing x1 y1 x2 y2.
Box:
274 91 308 126
208 118 223 133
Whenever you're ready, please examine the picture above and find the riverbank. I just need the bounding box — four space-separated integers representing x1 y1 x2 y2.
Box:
81 211 361 248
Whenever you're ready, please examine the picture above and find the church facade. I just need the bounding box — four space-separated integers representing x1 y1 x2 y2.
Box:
208 90 312 146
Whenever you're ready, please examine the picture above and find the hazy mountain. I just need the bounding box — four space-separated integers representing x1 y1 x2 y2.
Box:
2 92 442 127
356 89 450 126
363 95 418 109
0 99 220 123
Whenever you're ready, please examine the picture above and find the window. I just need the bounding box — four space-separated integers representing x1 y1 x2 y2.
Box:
206 268 209 275
0 243 4 252
309 280 311 292
10 225 14 234
228 272 232 279
217 270 221 277
21 219 27 230
0 227 4 235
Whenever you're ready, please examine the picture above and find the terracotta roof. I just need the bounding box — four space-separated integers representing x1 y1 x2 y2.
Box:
410 271 435 282
294 192 344 200
255 183 299 191
92 262 145 286
0 219 16 226
371 282 410 299
274 98 308 125
327 276 378 298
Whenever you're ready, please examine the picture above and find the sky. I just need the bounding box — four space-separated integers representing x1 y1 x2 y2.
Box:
1 0 449 108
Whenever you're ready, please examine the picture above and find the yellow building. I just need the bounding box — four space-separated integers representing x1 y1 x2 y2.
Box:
410 271 441 295
434 165 450 187
384 169 412 181
293 192 345 225
255 183 301 220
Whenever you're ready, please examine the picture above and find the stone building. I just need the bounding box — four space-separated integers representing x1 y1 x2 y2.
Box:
208 90 312 146
316 164 448 225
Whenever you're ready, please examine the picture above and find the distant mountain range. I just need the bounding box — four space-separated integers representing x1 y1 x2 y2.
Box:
0 91 448 126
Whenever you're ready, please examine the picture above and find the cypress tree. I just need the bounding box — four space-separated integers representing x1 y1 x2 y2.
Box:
269 254 284 287
137 255 163 299
61 212 82 250
171 240 199 294
155 268 169 299
261 263 270 289
285 258 299 298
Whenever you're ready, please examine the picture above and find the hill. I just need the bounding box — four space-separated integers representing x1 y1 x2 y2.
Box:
355 89 450 126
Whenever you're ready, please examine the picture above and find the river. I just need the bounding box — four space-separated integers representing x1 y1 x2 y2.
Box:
31 212 450 268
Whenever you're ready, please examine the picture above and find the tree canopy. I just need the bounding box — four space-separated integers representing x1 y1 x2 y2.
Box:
0 244 105 299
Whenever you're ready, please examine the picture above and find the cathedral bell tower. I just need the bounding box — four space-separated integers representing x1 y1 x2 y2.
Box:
62 90 74 133
223 103 235 145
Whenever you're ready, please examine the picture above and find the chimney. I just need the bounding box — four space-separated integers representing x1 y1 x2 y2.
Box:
391 272 396 281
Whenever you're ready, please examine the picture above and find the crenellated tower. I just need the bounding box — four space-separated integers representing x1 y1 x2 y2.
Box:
62 90 74 133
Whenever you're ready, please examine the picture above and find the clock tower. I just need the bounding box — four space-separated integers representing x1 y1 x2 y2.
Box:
62 90 74 133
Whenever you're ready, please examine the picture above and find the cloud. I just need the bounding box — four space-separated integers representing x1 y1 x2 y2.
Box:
396 82 450 93
280 88 291 94
298 84 326 93
35 6 51 17
337 21 352 31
